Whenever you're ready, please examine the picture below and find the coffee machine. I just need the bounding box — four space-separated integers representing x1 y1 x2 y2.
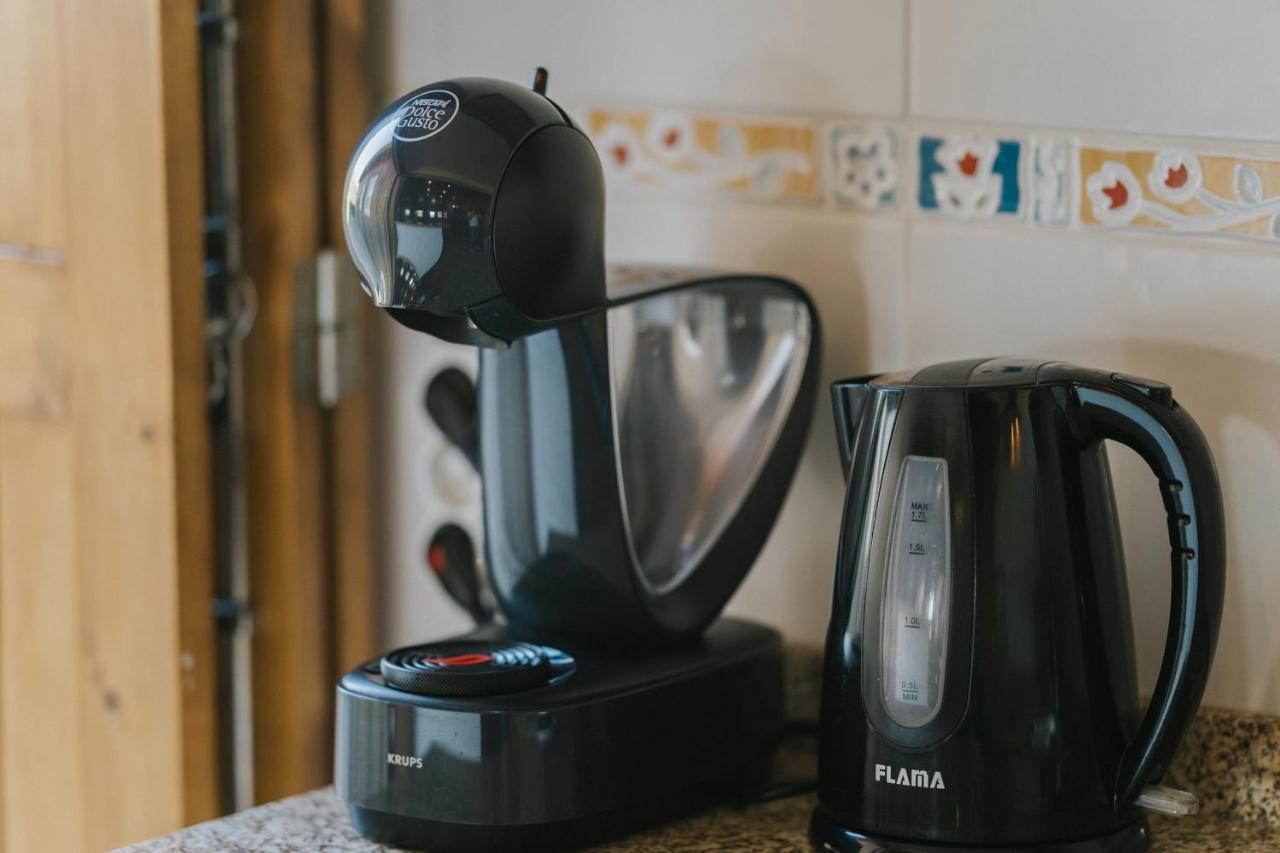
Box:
335 74 821 850
813 358 1224 852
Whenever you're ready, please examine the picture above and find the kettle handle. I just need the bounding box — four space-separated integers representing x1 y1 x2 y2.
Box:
1070 374 1225 811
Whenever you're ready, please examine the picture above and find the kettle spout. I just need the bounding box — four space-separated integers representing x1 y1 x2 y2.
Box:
831 376 878 478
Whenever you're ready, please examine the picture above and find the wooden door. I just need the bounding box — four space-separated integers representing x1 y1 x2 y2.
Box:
0 1 217 850
0 2 376 844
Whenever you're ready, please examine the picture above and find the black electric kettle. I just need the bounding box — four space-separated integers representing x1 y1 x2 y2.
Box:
813 358 1225 852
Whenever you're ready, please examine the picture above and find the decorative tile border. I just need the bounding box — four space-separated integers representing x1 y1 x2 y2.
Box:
582 108 819 203
574 102 1280 247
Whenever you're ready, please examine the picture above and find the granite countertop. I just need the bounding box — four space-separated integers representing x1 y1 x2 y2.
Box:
120 781 1278 852
122 648 1280 852
121 731 1280 853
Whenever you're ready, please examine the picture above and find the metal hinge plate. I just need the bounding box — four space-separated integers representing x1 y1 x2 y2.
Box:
294 249 364 408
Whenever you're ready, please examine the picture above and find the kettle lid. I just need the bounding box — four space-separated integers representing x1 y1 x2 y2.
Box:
873 357 1052 389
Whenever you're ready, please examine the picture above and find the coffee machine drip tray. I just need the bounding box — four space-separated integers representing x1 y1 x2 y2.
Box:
335 617 784 852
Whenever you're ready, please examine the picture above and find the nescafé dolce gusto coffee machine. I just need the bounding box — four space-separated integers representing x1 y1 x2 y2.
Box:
335 73 820 850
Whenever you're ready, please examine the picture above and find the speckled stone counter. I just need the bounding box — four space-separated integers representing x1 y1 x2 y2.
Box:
115 782 1280 852
121 647 1280 852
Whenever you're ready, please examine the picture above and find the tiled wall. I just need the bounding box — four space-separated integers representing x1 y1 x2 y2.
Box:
376 0 1280 713
579 107 1280 245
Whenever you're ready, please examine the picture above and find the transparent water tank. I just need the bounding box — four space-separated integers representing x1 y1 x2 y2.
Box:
607 274 812 593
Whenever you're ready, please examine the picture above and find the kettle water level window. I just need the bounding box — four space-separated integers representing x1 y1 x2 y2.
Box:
881 455 950 728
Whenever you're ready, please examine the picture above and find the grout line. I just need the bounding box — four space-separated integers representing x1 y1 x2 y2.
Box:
902 0 912 120
900 0 914 366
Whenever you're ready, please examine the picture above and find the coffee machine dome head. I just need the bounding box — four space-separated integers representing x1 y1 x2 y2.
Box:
343 75 606 346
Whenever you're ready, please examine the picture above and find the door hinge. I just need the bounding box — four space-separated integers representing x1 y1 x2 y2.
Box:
294 249 364 408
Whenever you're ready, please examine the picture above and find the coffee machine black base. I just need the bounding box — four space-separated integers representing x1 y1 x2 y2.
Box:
810 809 1152 853
335 618 784 852
346 770 768 853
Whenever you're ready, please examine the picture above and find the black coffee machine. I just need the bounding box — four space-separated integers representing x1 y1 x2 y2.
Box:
335 74 821 850
813 358 1224 852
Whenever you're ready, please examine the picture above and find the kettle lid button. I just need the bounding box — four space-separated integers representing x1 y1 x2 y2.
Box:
1111 372 1174 408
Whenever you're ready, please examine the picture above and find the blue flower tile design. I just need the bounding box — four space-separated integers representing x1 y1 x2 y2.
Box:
918 134 1022 219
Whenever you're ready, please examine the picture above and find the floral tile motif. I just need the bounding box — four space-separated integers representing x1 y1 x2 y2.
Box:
572 100 1280 249
584 108 818 203
827 124 897 210
918 134 1022 219
1081 146 1280 241
1027 138 1070 227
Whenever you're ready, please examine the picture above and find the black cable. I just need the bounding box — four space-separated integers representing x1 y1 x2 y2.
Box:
737 777 818 804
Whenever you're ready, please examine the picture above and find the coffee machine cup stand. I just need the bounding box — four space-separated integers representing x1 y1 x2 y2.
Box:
335 73 822 851
813 359 1225 853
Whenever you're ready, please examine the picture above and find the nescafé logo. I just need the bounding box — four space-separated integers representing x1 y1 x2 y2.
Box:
393 90 459 142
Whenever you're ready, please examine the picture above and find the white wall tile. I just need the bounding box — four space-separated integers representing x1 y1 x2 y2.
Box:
369 0 1280 717
373 0 909 651
377 0 448 99
907 222 1280 712
379 0 906 114
376 314 481 649
909 0 1280 140
375 194 907 649
604 198 908 644
607 197 907 369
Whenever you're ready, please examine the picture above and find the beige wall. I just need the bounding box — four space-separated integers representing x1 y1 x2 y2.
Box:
374 0 1280 714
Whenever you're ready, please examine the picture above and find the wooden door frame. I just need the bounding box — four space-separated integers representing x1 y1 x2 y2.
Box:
237 0 376 803
164 0 222 826
321 0 378 690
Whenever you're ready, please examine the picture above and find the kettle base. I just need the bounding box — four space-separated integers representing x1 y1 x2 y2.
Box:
809 809 1151 853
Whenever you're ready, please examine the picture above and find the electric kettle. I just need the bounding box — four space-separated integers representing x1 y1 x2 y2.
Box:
813 358 1224 852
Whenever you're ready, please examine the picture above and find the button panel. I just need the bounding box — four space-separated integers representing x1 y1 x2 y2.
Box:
380 641 565 697
1112 372 1174 408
